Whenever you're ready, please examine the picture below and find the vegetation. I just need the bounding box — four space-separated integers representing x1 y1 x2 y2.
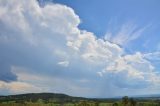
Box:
0 93 160 106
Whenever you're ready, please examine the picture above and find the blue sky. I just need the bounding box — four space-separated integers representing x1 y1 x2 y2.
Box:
0 0 160 98
53 0 160 53
54 0 160 34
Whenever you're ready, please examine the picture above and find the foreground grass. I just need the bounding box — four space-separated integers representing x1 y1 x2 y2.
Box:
0 102 160 106
0 96 160 106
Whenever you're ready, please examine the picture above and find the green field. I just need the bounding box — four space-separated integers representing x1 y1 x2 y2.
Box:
0 93 160 106
0 101 160 106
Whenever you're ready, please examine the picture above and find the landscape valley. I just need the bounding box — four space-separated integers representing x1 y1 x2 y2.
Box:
0 93 160 106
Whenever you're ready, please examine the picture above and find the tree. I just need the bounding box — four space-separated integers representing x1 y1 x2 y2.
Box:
129 98 137 106
60 102 64 106
78 101 90 106
95 101 99 106
112 102 118 106
122 96 129 106
37 98 44 104
138 102 144 106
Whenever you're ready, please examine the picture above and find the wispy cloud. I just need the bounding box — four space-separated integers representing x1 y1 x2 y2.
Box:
144 52 160 61
105 22 150 46
157 43 160 51
58 61 69 67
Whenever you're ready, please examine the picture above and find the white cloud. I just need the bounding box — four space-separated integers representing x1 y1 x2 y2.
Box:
144 52 160 61
0 0 160 97
157 43 160 50
105 23 149 46
58 61 69 67
9 66 91 97
0 81 41 94
98 52 160 88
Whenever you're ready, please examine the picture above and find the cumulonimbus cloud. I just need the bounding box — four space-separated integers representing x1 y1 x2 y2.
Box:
0 0 160 97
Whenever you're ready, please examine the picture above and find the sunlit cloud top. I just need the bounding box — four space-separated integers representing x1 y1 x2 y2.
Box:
0 0 160 97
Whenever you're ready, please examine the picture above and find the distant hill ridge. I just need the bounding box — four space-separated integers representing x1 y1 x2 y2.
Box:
0 93 160 103
0 93 87 103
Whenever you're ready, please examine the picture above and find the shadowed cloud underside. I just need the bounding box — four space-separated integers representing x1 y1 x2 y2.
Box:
0 0 160 97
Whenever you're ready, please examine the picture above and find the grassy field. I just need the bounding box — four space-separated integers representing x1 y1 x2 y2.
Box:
0 101 160 106
0 93 160 106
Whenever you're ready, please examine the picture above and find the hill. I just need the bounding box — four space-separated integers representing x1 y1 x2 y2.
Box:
0 93 86 103
0 93 160 103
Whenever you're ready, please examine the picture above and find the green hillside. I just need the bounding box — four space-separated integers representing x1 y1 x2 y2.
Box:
0 93 160 106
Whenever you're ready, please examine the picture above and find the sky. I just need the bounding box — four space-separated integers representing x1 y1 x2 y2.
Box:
0 0 160 98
